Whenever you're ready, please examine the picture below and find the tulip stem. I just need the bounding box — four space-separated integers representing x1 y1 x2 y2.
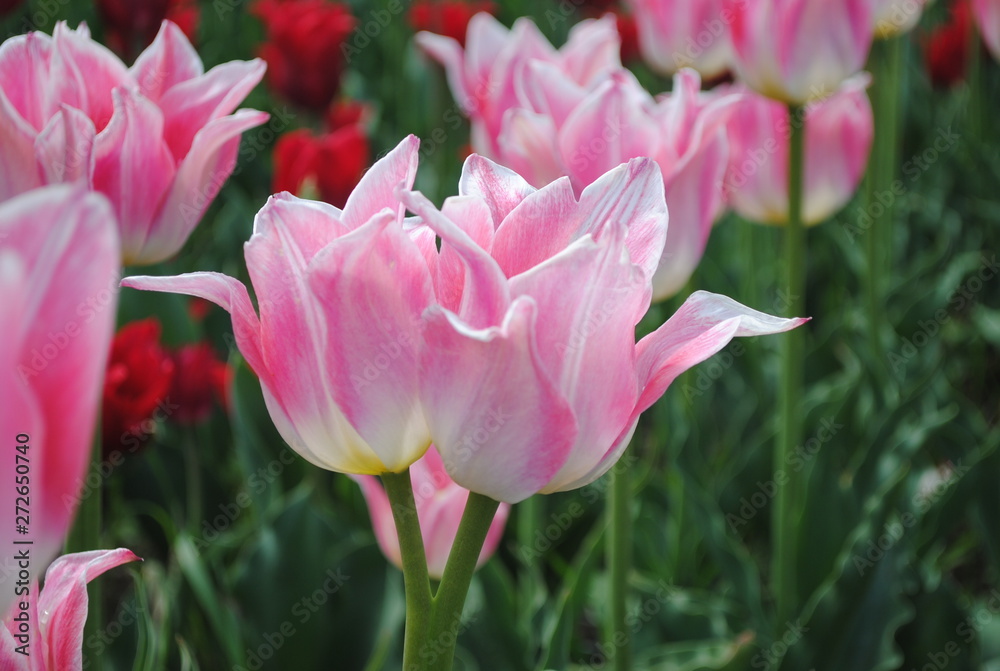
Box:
608 463 633 671
866 36 905 380
381 471 432 669
774 103 807 626
426 492 501 671
65 423 103 668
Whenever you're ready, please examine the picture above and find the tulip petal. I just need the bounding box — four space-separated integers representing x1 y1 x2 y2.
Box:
634 291 809 416
37 549 140 671
352 475 403 570
158 58 267 160
400 189 510 329
130 21 205 104
497 108 564 188
93 88 176 263
558 15 622 84
48 23 130 131
415 31 472 112
34 105 96 185
120 272 265 380
139 109 268 265
342 135 419 230
307 211 434 471
0 31 53 132
457 154 536 228
0 91 42 200
509 227 646 492
420 299 577 503
492 158 667 281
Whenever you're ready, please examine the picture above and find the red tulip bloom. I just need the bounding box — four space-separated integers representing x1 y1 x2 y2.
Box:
169 344 233 424
253 0 356 110
408 0 495 46
102 319 174 456
272 102 370 208
924 0 973 87
97 0 200 59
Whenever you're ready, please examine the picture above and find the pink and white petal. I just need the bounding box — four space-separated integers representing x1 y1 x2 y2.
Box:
37 549 140 671
306 212 434 471
509 228 645 489
420 299 577 503
419 486 469 578
48 23 131 131
139 109 268 265
130 21 204 104
342 135 419 231
157 58 266 160
652 130 728 301
0 93 42 200
400 189 510 329
516 60 588 125
434 195 496 315
493 158 667 280
351 475 403 571
120 272 265 377
415 32 472 112
559 15 623 84
497 108 564 189
457 155 536 228
34 105 96 185
4 187 119 573
634 291 809 415
92 88 176 263
542 416 638 494
0 622 32 671
0 31 53 132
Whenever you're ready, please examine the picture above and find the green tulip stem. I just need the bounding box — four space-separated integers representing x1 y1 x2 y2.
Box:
774 103 807 625
381 470 432 670
426 492 501 671
608 463 633 671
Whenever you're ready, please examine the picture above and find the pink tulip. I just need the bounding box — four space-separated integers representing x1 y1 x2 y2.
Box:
724 0 873 103
401 156 808 503
624 0 732 77
0 21 267 265
416 13 622 160
122 137 434 475
0 185 120 616
871 0 930 38
723 75 874 225
0 549 140 669
353 447 510 579
973 0 1000 60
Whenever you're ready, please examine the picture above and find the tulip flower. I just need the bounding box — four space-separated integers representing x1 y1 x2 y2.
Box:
871 0 931 39
0 185 120 615
122 137 434 475
252 0 356 110
97 0 200 58
624 0 732 77
923 0 973 86
0 21 268 265
272 102 370 208
169 343 232 425
0 549 140 669
973 0 1000 60
722 75 873 226
354 447 510 579
416 13 623 160
101 319 175 456
724 0 873 103
402 156 808 503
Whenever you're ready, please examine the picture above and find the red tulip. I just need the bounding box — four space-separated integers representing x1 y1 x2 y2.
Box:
97 0 200 59
253 0 356 110
169 343 232 424
102 319 175 456
272 102 370 208
924 0 973 87
408 0 495 46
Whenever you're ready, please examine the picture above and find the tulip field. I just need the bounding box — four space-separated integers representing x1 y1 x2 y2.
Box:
2 0 1000 669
